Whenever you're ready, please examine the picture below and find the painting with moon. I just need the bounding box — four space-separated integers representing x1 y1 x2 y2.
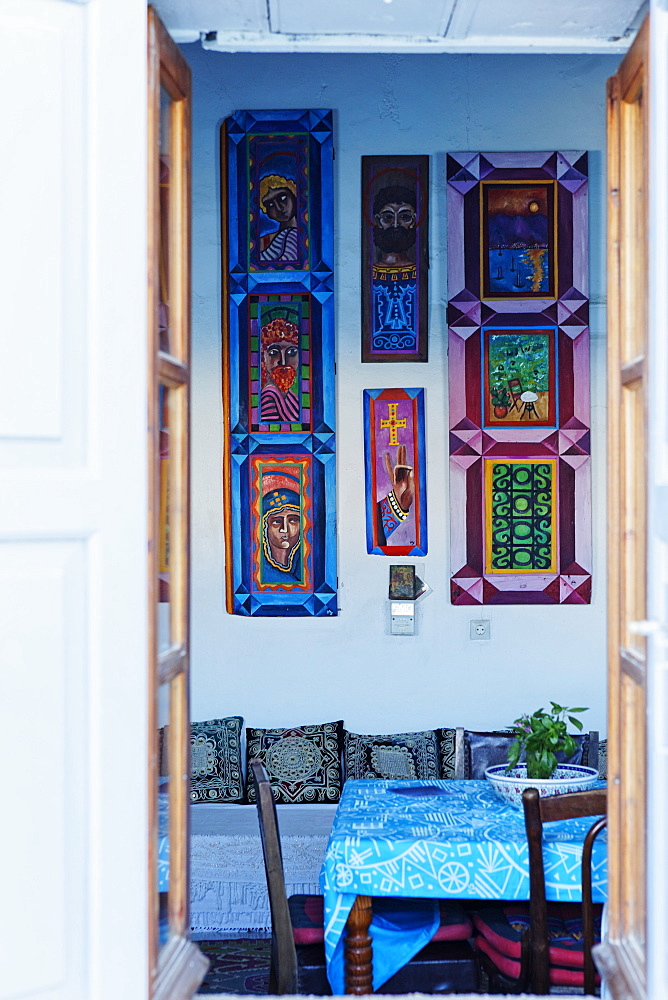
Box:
481 181 556 299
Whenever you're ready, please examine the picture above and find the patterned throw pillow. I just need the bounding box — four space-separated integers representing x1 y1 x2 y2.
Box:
598 738 607 779
190 717 244 803
246 721 343 804
343 730 441 781
437 727 457 779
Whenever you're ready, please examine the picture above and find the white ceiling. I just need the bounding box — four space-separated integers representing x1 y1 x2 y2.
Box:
153 0 646 53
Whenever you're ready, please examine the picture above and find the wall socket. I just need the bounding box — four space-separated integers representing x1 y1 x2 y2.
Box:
470 619 491 640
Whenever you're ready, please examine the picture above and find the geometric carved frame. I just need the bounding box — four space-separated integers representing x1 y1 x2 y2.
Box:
448 151 591 604
363 387 428 556
222 110 337 616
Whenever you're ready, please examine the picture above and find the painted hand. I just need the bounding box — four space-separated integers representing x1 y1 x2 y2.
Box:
384 444 414 513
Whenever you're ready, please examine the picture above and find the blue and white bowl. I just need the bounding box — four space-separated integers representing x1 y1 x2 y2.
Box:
485 762 599 809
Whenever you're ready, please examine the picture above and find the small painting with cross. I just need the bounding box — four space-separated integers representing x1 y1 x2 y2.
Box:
363 388 428 556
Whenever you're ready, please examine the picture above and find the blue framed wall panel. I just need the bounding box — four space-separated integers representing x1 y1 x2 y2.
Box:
223 110 337 616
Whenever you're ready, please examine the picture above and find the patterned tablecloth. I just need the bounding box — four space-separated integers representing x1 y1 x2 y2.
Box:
158 793 169 893
321 778 607 993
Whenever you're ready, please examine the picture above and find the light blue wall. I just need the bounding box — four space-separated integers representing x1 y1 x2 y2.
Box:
186 48 618 736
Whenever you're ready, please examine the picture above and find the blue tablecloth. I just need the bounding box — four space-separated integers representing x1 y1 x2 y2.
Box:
321 778 606 992
158 791 169 892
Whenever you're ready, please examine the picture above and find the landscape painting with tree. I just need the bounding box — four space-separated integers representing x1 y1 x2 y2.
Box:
484 327 556 427
223 110 337 617
447 151 591 605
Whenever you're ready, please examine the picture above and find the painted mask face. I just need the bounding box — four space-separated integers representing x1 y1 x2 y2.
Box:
375 202 417 230
266 512 301 552
373 201 417 253
263 339 299 392
261 186 296 226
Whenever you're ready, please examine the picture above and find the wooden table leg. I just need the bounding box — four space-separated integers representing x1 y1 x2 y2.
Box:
344 894 373 995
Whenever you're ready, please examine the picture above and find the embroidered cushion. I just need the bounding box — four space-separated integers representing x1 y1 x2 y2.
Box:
437 727 457 778
462 730 588 779
190 716 244 803
598 738 607 779
246 721 343 804
343 729 441 781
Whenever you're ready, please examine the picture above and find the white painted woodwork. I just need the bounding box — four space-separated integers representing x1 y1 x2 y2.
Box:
0 1 149 999
446 0 643 42
154 0 267 41
157 0 644 51
1 541 86 998
0 1 85 464
270 0 456 38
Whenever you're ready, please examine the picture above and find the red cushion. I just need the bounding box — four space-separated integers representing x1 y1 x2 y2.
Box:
473 903 602 983
432 900 474 941
475 936 598 987
472 904 528 959
288 894 324 945
288 895 473 946
475 933 522 980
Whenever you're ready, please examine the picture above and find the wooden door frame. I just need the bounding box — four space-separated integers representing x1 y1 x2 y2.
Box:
147 9 208 999
596 16 649 1000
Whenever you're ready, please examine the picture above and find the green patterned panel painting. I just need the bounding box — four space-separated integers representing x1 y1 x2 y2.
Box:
485 459 556 573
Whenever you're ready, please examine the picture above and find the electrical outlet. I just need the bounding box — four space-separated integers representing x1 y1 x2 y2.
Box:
470 619 491 640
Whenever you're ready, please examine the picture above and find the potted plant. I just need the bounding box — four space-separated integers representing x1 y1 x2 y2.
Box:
491 385 511 418
485 702 599 807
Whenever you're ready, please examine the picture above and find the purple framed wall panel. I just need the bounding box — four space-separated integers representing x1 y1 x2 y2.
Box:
447 151 591 605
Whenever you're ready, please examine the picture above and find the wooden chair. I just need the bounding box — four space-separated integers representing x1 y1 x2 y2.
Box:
454 728 599 779
250 758 481 995
507 377 524 413
473 787 606 994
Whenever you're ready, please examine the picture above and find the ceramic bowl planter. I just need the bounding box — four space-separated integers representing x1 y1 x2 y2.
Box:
485 762 599 809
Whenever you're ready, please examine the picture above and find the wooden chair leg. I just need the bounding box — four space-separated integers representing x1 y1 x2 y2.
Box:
344 895 373 995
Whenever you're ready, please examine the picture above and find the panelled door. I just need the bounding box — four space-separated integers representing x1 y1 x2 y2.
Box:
598 17 649 1000
148 9 208 999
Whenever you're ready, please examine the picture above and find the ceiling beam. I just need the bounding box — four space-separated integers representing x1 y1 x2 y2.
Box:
196 29 634 53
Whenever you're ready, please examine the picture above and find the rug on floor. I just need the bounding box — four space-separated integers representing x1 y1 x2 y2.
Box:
196 939 271 995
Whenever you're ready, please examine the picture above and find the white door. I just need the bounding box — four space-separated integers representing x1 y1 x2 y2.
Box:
0 1 150 998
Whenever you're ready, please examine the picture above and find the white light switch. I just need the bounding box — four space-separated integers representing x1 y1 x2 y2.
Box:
390 602 415 635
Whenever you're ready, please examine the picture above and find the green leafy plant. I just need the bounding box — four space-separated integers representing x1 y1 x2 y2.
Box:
491 385 511 408
506 702 588 779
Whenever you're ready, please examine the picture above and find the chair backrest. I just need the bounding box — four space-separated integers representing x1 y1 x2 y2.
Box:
507 377 523 401
460 729 599 779
522 786 607 995
250 758 299 995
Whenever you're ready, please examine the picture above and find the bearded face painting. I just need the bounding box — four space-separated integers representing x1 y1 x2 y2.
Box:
261 317 300 423
248 296 311 432
361 156 429 363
